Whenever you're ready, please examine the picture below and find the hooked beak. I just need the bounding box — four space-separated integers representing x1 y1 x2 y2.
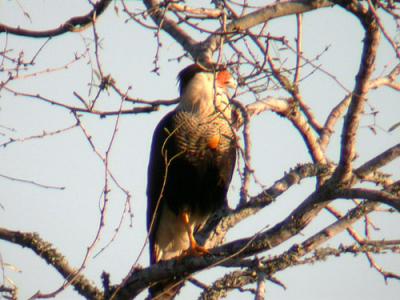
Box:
225 77 237 90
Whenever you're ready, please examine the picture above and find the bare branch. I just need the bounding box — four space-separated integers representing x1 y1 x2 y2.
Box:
201 163 327 248
4 87 160 117
366 0 400 59
333 188 400 212
0 173 65 190
142 0 198 55
335 12 381 182
319 94 351 151
244 97 326 165
199 201 380 299
0 0 112 37
368 64 400 91
0 122 79 148
199 0 334 62
356 143 400 177
168 3 224 19
0 228 103 300
293 13 303 85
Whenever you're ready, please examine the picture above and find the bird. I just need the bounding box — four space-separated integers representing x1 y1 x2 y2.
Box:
146 63 237 299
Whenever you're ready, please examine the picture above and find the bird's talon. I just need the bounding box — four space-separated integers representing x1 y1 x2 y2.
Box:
183 244 210 257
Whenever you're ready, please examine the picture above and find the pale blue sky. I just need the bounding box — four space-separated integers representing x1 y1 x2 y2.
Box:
0 1 399 299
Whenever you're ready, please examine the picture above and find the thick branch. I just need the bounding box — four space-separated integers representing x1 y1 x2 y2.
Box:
356 143 400 177
143 0 198 54
0 228 103 300
200 163 328 248
335 12 380 182
202 140 399 259
113 144 399 298
199 201 379 299
198 0 333 61
333 188 400 212
0 0 112 37
245 97 326 163
115 187 333 299
143 0 333 62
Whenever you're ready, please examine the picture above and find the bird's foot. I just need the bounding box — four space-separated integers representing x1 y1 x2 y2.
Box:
183 242 210 257
181 211 210 256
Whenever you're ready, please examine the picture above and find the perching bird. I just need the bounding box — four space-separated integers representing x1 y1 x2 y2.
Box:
146 63 237 299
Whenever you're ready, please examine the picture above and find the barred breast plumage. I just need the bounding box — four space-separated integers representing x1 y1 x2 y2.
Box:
173 111 235 163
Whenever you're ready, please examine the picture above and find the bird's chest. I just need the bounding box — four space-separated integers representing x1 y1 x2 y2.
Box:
171 112 234 163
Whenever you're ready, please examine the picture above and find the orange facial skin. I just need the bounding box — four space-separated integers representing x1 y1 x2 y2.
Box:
216 70 233 88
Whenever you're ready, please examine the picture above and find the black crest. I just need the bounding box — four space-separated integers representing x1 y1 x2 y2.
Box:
177 64 209 95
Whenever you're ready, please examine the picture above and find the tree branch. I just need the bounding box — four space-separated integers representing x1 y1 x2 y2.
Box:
200 163 328 248
142 0 334 62
143 0 198 55
4 87 160 117
198 0 334 62
0 228 103 300
333 188 400 212
334 10 381 182
356 143 400 177
199 201 379 299
245 97 326 163
0 0 112 37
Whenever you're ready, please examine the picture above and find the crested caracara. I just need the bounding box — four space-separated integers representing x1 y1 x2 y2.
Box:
147 64 237 299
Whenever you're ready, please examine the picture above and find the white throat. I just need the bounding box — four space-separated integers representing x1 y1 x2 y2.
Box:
177 72 231 118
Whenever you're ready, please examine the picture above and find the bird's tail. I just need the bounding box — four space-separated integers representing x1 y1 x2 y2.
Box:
149 279 184 300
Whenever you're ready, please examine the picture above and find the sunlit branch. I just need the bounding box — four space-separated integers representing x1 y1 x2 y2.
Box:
332 188 400 212
143 0 198 55
368 64 400 91
356 143 400 177
294 13 303 85
320 94 351 151
201 163 327 248
335 12 380 182
199 0 334 62
247 95 326 164
324 204 398 282
0 228 103 300
199 201 380 299
366 0 400 59
168 3 224 18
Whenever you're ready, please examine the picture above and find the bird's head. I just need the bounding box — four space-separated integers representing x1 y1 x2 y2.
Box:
177 64 237 115
177 64 236 96
215 69 237 91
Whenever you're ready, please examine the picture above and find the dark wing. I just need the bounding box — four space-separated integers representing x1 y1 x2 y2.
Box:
146 111 175 264
147 110 237 264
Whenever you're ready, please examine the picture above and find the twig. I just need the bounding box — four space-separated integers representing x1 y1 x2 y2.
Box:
0 174 65 190
1 122 79 148
366 0 400 59
293 13 302 85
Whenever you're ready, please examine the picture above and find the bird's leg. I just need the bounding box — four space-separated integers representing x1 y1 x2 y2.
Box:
181 212 210 255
